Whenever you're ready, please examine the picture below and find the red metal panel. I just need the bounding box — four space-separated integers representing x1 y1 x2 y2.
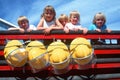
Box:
0 34 120 39
94 50 120 55
94 63 120 68
0 66 13 71
0 63 120 71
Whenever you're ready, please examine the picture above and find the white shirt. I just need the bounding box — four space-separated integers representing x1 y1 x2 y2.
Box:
28 25 36 30
65 22 82 30
43 20 55 28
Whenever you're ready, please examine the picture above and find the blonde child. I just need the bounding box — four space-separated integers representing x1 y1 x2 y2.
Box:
8 16 36 44
58 14 69 43
89 12 111 44
89 12 111 33
58 14 68 27
37 5 63 34
64 11 88 34
8 16 36 33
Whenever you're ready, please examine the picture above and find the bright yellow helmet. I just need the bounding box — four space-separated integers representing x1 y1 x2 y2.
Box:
70 37 93 65
28 48 47 69
47 41 70 69
26 40 46 51
47 41 68 56
70 37 92 51
4 40 27 67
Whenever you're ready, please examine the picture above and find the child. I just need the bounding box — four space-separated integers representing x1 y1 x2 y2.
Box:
89 12 111 44
58 14 69 43
64 11 88 34
89 12 111 33
58 14 68 27
37 5 63 34
8 16 36 44
37 5 63 45
8 16 36 33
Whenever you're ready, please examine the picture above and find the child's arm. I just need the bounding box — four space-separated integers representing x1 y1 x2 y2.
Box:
8 27 25 33
95 29 101 32
64 24 70 33
89 24 101 32
82 28 88 34
37 17 47 30
8 27 20 31
78 25 88 34
106 28 111 33
55 19 63 29
79 27 88 34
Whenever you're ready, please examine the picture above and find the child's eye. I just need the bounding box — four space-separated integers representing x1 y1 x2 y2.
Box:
96 18 104 21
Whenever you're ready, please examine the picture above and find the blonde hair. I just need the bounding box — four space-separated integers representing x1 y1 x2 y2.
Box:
17 16 29 26
43 5 56 20
69 11 80 21
58 14 68 22
93 12 106 24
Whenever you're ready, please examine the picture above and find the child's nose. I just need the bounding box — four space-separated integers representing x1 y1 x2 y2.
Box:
22 23 26 26
47 14 51 16
74 17 78 20
63 21 66 24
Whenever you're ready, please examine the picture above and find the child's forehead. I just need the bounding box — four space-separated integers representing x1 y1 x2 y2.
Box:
71 14 79 17
60 19 68 22
60 16 68 20
45 9 53 13
19 20 28 23
96 16 105 19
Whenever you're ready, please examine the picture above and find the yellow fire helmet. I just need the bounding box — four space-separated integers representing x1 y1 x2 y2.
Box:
28 48 48 69
26 40 46 51
72 45 92 58
47 41 68 56
70 37 93 65
70 37 92 51
47 41 70 69
4 40 22 52
4 40 28 67
26 40 48 69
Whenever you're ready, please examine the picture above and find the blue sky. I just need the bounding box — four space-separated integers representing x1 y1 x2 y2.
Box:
0 0 120 30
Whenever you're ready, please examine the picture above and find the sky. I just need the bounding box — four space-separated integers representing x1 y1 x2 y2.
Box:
0 0 120 30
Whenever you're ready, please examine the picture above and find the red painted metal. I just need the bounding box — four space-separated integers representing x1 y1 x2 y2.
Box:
0 63 120 71
94 49 120 55
0 34 120 40
0 32 120 79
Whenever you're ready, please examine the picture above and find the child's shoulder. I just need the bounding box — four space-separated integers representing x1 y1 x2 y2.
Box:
89 24 96 27
88 24 96 30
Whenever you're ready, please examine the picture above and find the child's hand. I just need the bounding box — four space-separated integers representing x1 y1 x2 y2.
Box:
95 29 101 32
74 28 79 32
64 28 69 33
43 27 52 34
19 28 25 33
27 29 33 32
82 28 88 34
106 28 111 33
8 28 13 30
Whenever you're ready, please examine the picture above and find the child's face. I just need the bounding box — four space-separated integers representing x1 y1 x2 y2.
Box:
60 19 68 27
95 18 105 27
44 10 54 22
19 20 29 29
70 15 79 25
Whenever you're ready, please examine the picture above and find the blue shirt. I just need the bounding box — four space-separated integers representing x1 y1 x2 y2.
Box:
89 24 107 31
